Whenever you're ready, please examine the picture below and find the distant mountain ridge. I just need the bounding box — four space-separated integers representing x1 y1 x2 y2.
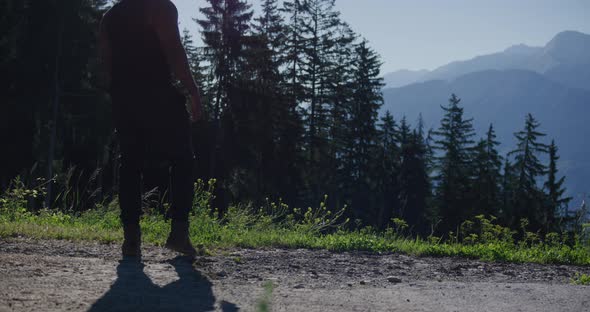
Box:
383 69 429 89
383 30 590 90
381 30 590 202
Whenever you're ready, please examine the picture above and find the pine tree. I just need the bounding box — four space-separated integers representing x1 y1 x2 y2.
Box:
508 113 549 231
471 124 503 217
325 23 355 208
0 0 113 205
397 121 431 234
341 39 384 225
543 140 572 233
433 94 476 234
378 112 400 161
346 40 383 182
196 0 253 208
281 0 306 105
197 0 253 120
417 114 437 229
500 159 517 225
250 0 286 84
299 0 344 161
0 0 28 187
231 0 304 204
298 0 341 137
283 0 354 204
181 29 208 98
376 111 400 227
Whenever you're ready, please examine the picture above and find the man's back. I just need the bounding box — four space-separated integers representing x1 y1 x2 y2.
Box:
103 0 174 96
102 0 186 127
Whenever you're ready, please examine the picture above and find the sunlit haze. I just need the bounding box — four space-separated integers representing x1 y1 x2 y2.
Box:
170 0 590 73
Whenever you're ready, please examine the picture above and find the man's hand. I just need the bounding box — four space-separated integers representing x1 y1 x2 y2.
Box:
151 0 203 122
190 94 203 122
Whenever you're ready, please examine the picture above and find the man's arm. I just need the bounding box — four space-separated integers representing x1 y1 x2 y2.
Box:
98 15 112 90
151 0 202 121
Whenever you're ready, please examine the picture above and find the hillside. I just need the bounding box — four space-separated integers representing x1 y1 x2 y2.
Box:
382 69 590 200
383 69 429 88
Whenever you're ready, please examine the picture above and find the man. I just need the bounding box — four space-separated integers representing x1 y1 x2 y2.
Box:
99 0 202 257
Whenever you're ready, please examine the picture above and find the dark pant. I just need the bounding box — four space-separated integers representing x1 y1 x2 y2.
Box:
117 113 195 226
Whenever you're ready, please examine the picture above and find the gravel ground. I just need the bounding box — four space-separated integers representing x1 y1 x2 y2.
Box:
0 237 589 312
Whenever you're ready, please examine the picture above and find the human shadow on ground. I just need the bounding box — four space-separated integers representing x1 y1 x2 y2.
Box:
88 256 235 312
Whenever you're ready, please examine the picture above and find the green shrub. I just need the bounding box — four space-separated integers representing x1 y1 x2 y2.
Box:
1 178 590 265
571 273 590 285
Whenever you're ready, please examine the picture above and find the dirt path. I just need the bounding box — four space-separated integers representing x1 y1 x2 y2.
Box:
0 238 589 312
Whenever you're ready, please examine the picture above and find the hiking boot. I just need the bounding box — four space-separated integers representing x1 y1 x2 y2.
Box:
165 220 197 257
122 223 141 257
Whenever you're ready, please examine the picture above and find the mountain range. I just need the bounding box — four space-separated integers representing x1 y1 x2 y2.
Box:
383 31 590 89
381 30 590 205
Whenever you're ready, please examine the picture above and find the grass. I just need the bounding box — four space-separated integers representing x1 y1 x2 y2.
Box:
256 281 274 312
571 273 590 285
1 180 590 266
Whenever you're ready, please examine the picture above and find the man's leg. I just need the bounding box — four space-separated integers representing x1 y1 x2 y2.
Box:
161 119 197 256
165 154 197 255
118 131 143 257
168 154 194 221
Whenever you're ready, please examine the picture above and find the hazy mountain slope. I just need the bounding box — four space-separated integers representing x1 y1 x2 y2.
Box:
544 63 590 91
538 31 590 69
383 69 430 88
420 45 542 82
382 69 590 199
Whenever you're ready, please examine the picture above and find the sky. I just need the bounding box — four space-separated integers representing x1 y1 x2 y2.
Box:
170 0 590 73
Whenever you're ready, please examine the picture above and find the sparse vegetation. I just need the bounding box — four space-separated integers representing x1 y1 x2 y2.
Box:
256 281 275 312
1 179 589 266
571 273 590 285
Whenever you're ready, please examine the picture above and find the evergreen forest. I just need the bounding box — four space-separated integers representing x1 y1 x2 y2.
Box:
1 0 584 240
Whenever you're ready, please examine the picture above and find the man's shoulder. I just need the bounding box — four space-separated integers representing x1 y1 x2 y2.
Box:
100 2 120 25
150 0 178 13
149 0 178 23
103 0 178 14
100 6 113 30
101 0 177 23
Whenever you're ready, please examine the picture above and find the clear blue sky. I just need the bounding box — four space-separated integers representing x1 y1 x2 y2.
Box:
171 0 590 73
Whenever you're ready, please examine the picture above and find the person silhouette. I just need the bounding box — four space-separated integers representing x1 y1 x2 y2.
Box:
98 0 202 257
